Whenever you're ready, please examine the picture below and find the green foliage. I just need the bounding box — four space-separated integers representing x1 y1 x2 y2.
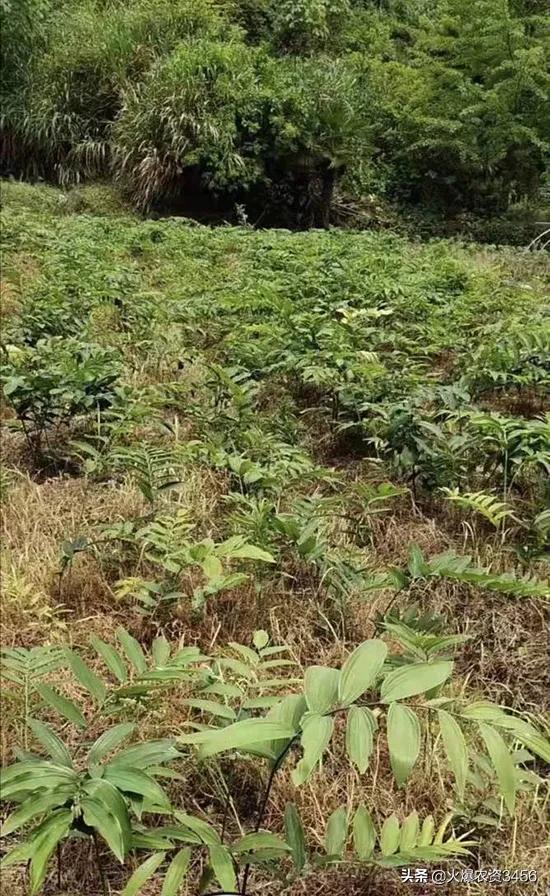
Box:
1 338 120 458
5 0 547 218
3 0 228 182
1 191 548 893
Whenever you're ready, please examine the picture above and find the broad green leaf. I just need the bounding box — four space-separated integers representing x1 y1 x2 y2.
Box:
90 636 127 683
65 649 107 704
353 806 376 860
36 684 86 729
179 719 295 759
121 852 166 896
325 807 348 857
478 722 517 815
229 642 259 665
202 554 223 579
209 845 237 892
304 665 340 713
88 723 136 766
284 803 306 871
152 636 171 666
116 628 147 674
292 714 334 786
253 630 270 650
184 699 236 720
379 814 400 856
243 696 282 710
225 543 275 563
387 703 421 786
233 832 291 854
102 767 170 809
338 640 388 706
400 811 419 851
438 710 468 799
345 706 375 774
461 702 507 721
174 813 221 846
27 719 72 767
161 848 191 896
380 661 453 703
1 788 75 837
29 809 73 895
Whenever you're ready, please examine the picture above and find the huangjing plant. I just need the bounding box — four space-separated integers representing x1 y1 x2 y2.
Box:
1 338 120 461
1 631 549 894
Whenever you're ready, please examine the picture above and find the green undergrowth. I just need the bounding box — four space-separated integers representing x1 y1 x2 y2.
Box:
0 183 549 895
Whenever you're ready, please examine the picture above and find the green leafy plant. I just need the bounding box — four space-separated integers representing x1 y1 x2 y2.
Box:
0 720 179 895
1 338 120 460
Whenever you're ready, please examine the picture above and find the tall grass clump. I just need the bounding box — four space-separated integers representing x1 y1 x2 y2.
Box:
114 44 369 223
1 0 229 183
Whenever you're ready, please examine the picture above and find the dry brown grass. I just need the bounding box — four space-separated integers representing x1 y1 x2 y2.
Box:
1 433 549 895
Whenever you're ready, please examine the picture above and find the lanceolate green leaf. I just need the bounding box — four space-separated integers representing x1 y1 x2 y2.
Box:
1 788 76 837
109 740 180 769
36 684 86 729
379 814 400 856
478 722 517 815
82 778 132 861
28 809 73 895
284 803 306 871
400 811 419 851
116 627 147 674
27 718 73 767
325 807 348 857
90 636 127 683
338 640 388 706
353 806 376 860
65 649 107 704
419 815 435 846
121 852 166 896
102 767 171 809
380 661 453 704
209 845 237 892
304 665 340 714
345 706 375 774
491 715 550 765
88 722 136 766
183 698 237 720
292 714 334 786
386 703 421 786
161 848 191 896
233 832 291 854
438 710 468 799
179 719 295 759
174 812 221 846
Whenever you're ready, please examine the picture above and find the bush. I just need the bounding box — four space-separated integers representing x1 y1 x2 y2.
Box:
114 39 266 209
115 43 370 223
2 0 230 182
1 338 120 459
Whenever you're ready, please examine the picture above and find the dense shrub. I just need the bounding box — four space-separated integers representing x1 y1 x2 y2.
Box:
1 0 548 221
115 43 369 223
1 0 229 182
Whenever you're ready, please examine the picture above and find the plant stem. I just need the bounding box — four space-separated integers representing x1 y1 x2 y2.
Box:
93 832 108 896
240 737 298 895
